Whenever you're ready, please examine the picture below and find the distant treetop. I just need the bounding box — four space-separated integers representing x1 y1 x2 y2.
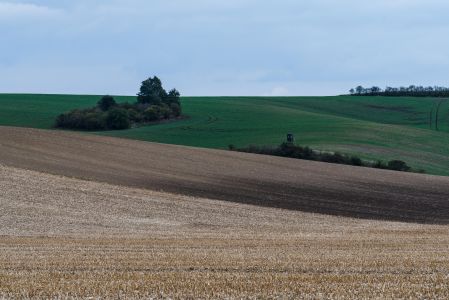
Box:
349 85 449 97
137 76 181 106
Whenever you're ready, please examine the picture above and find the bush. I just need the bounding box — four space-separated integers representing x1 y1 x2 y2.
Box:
83 112 106 130
320 152 346 164
120 102 134 110
97 95 116 111
105 108 130 130
159 104 171 119
170 103 182 117
55 109 106 131
373 160 387 169
232 142 420 173
127 108 142 123
143 106 161 121
350 156 363 166
387 160 411 172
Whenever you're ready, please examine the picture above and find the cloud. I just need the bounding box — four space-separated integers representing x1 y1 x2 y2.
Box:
0 2 61 21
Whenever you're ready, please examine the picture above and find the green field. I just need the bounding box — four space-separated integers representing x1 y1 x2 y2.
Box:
1 93 449 176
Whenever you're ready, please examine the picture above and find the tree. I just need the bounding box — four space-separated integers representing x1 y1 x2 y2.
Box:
137 76 167 105
55 76 182 131
165 88 181 105
105 108 130 130
349 85 449 97
370 86 381 94
97 95 117 111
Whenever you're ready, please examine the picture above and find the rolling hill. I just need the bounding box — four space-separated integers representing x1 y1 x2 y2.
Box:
0 94 449 176
1 123 448 298
1 126 448 224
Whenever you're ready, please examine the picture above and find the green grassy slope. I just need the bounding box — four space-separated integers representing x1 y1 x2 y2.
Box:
0 94 131 129
1 94 448 175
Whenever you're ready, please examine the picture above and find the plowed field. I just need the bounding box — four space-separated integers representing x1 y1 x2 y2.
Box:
1 126 448 224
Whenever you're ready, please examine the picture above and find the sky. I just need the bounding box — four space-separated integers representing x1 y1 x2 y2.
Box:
1 0 449 96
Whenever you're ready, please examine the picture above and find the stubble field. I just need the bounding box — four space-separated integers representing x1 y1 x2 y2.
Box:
1 165 449 299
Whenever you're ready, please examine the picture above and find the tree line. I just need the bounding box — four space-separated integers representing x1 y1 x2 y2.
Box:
349 85 449 97
55 76 182 131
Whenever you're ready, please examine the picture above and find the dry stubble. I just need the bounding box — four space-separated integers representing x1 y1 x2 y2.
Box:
1 165 448 299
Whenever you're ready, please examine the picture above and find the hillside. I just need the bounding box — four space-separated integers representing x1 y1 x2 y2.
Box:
1 94 449 175
1 126 448 224
1 126 448 298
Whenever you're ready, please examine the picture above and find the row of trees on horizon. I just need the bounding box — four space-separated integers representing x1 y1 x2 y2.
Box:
349 85 449 97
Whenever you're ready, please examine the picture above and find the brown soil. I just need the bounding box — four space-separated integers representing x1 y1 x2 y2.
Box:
1 126 448 224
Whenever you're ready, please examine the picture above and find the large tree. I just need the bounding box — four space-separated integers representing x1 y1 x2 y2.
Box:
137 76 168 105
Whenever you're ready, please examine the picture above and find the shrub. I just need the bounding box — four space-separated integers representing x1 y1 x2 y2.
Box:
170 103 182 117
97 95 116 111
127 108 142 123
83 112 106 130
373 160 387 169
120 102 134 110
55 109 106 131
143 106 161 121
159 104 171 119
55 113 69 128
320 152 347 164
350 156 363 166
232 143 420 173
105 108 130 130
277 143 296 157
387 160 411 172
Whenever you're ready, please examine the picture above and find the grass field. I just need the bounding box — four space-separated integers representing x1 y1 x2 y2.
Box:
1 94 449 175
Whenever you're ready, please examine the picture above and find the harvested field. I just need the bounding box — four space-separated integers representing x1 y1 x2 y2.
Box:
1 165 449 299
0 126 449 224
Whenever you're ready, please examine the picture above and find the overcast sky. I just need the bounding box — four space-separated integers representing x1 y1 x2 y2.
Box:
1 0 448 96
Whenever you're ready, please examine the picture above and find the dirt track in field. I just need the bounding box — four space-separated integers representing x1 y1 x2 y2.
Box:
1 126 449 224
